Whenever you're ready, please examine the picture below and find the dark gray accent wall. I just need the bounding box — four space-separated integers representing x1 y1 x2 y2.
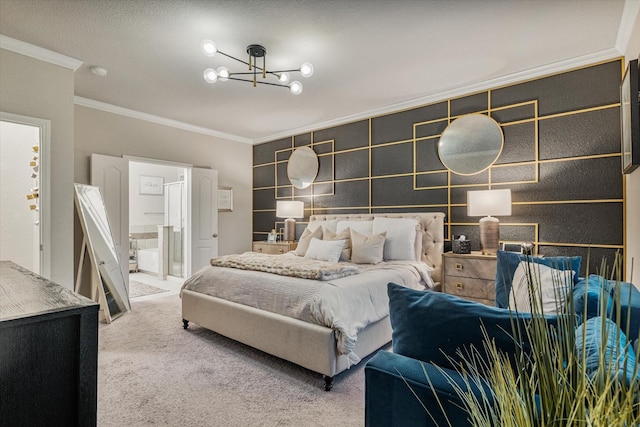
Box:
253 59 624 275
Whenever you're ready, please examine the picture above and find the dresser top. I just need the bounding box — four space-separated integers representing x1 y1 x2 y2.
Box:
0 261 98 322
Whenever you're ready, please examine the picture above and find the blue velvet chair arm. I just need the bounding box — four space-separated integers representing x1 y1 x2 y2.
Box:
365 351 488 427
614 282 640 342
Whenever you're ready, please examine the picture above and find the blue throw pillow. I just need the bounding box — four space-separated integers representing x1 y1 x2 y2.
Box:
495 250 581 309
575 316 639 386
573 275 614 321
388 282 559 372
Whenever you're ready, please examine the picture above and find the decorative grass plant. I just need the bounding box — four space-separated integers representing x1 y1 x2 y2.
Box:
418 253 640 426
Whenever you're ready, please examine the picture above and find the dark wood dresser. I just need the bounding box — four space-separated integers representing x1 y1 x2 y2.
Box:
0 261 99 426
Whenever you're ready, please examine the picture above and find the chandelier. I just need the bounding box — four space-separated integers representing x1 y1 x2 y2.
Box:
201 40 314 95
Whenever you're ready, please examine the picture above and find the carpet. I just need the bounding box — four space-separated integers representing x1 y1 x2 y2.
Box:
128 280 169 298
98 294 378 426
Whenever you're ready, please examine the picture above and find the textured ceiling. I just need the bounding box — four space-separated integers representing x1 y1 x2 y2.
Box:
0 0 633 143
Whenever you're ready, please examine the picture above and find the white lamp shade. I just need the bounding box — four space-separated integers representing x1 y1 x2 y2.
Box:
276 200 304 218
467 189 512 217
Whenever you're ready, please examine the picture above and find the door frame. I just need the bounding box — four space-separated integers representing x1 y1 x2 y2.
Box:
0 112 51 278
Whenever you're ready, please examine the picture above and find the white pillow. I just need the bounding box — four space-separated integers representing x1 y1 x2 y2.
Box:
350 229 386 264
336 220 373 235
294 226 323 256
508 261 574 314
372 217 419 261
304 238 345 263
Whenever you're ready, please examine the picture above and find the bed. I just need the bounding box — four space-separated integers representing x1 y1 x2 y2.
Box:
181 212 445 390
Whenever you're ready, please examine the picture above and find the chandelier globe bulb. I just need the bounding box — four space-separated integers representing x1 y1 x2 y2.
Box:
278 72 290 84
203 68 218 84
289 81 303 95
216 66 230 82
300 63 314 78
201 40 217 57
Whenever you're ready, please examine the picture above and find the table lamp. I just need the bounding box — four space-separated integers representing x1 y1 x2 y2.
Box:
467 189 511 255
276 200 304 242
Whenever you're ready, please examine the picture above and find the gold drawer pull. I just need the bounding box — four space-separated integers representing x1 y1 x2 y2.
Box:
256 248 263 252
455 263 463 270
456 282 464 290
278 248 284 253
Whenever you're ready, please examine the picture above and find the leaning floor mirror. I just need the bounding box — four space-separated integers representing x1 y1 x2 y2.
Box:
74 183 130 322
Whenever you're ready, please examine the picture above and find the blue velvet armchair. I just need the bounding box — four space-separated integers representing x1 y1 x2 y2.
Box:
364 251 640 427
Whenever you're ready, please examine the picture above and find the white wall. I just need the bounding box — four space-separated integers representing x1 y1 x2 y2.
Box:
0 49 75 287
129 161 181 228
74 105 253 257
0 121 40 272
623 5 640 285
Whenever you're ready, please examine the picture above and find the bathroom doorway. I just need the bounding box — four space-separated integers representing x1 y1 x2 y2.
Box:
128 160 187 281
0 113 50 277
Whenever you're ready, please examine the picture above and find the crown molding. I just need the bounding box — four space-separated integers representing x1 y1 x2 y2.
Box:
74 96 253 144
253 48 622 145
0 34 83 71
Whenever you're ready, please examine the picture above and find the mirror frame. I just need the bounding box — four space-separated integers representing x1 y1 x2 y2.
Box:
438 113 504 176
287 146 319 189
74 183 130 322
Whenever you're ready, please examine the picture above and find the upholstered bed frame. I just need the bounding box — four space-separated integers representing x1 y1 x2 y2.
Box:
181 212 445 390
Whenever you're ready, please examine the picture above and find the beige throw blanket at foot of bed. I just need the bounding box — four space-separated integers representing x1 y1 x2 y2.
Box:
210 252 360 281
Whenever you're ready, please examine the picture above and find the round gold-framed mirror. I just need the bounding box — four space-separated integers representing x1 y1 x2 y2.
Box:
287 146 318 189
438 114 504 175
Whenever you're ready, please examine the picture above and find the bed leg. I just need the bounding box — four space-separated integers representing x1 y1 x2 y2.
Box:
182 319 189 329
323 375 333 392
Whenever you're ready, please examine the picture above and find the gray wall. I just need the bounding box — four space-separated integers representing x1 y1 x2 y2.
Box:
623 14 640 284
0 49 75 287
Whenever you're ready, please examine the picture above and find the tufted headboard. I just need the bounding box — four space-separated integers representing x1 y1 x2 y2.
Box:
308 212 445 284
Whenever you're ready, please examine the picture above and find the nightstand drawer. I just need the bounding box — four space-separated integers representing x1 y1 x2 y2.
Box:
442 252 497 305
443 277 496 302
443 256 496 281
252 242 297 254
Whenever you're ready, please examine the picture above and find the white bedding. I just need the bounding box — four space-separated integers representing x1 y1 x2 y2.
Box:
181 254 433 364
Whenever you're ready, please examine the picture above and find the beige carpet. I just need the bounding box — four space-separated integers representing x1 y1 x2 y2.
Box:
98 294 376 426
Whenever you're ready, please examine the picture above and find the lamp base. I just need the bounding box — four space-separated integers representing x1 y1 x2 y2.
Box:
479 216 500 255
283 217 296 242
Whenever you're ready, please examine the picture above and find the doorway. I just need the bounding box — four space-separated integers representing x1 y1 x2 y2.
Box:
128 160 187 283
0 113 50 276
91 153 219 297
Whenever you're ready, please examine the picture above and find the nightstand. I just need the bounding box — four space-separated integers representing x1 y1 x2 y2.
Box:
252 241 297 254
442 252 497 306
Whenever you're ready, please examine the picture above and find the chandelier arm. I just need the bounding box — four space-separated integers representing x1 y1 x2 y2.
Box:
229 71 285 77
216 50 252 68
227 77 289 89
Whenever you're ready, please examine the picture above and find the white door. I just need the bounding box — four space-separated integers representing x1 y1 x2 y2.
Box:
90 153 129 288
188 167 218 276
